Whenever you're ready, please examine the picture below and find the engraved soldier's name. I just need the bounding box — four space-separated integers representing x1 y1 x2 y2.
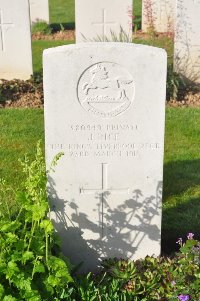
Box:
48 123 161 158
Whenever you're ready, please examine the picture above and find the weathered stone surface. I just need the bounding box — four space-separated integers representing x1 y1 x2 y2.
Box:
174 0 200 84
29 0 49 24
44 43 167 272
0 0 32 80
142 0 175 33
75 0 133 42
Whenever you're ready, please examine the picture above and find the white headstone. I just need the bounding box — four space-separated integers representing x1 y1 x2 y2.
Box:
174 0 200 84
142 0 175 33
75 0 133 43
0 0 32 80
44 43 167 272
29 0 49 24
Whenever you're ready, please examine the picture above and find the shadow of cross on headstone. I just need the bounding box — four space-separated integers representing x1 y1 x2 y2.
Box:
91 9 117 41
80 163 130 239
0 9 14 52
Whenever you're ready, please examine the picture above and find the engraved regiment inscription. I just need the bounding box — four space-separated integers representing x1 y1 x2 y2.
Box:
77 62 135 118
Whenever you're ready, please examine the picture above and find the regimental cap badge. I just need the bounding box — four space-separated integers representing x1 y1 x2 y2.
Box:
77 62 135 118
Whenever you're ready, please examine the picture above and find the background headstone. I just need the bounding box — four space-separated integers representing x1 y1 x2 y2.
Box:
44 43 167 272
29 0 49 24
0 0 32 80
174 0 200 84
75 0 133 43
142 0 175 33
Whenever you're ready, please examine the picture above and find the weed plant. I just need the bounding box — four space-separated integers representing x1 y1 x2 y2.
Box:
0 143 72 300
81 26 132 43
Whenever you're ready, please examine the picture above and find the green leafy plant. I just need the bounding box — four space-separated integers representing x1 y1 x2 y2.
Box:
69 235 200 300
0 142 73 300
102 258 136 280
31 21 52 35
171 234 200 300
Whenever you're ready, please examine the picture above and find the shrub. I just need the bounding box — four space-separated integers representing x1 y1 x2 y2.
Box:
71 234 200 300
31 21 52 35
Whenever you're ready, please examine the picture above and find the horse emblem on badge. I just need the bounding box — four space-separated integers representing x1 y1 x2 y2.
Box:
77 62 135 118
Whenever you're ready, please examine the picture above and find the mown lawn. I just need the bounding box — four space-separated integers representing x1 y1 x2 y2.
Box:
49 0 75 27
0 108 200 253
0 109 44 188
32 40 73 74
1 0 199 256
162 108 200 253
48 0 142 29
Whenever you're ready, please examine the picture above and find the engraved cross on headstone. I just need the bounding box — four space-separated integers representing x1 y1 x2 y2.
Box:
80 163 129 238
91 9 117 41
0 9 14 51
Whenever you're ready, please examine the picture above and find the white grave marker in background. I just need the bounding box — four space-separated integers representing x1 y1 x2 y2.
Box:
75 0 133 43
174 0 200 84
142 0 175 33
44 43 167 272
0 0 32 80
29 0 49 24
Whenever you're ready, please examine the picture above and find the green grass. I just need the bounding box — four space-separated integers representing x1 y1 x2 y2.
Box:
49 0 75 29
133 36 174 64
31 37 173 75
162 108 200 253
32 40 74 74
0 108 200 253
164 108 200 200
133 0 142 29
48 0 142 30
0 109 44 188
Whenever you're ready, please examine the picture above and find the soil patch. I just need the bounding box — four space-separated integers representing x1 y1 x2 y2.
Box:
32 30 75 41
0 79 43 109
0 79 200 109
167 92 200 108
32 29 173 42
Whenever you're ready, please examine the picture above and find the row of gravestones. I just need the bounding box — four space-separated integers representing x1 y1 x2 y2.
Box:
0 0 199 84
0 0 199 272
